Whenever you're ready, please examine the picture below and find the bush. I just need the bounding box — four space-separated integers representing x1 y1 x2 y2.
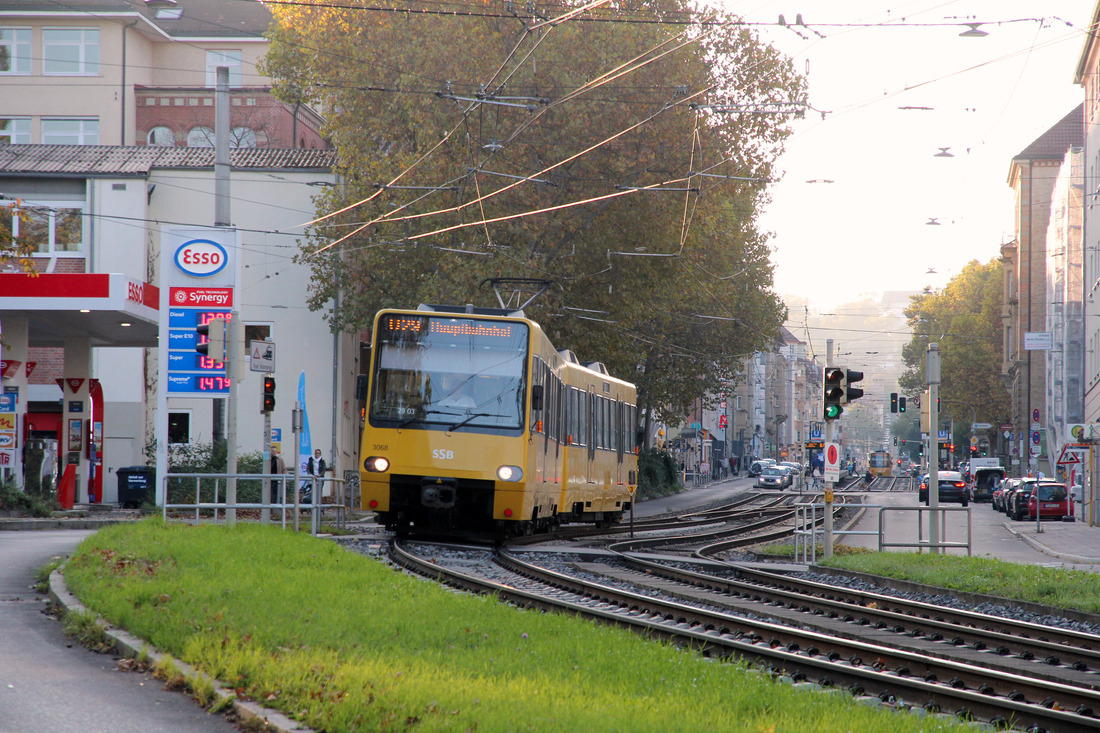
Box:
143 441 268 506
637 447 680 500
0 475 58 517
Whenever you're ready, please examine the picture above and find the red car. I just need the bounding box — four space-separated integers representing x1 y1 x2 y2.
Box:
1024 482 1073 521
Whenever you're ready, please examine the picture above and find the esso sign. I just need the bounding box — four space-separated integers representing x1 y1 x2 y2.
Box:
175 239 228 277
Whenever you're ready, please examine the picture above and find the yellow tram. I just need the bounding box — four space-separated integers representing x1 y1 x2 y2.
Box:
868 450 893 478
358 305 638 537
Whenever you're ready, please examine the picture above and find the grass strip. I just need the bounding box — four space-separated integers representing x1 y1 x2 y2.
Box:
818 551 1100 614
63 519 976 732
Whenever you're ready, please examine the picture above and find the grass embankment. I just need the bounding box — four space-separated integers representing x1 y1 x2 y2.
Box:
63 520 975 733
818 551 1100 614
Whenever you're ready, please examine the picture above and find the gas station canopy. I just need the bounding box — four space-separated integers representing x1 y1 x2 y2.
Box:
0 273 159 348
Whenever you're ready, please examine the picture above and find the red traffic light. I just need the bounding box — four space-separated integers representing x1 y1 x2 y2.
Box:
262 376 276 412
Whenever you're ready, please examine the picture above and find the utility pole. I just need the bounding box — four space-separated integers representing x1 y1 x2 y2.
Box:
824 339 835 558
927 343 941 554
212 66 241 525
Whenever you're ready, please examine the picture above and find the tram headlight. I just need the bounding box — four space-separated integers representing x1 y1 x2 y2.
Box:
496 465 523 482
364 456 390 472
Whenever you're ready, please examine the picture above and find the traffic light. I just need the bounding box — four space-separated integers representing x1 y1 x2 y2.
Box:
890 392 898 413
262 376 276 412
196 316 227 365
899 396 906 412
823 367 844 420
843 369 864 403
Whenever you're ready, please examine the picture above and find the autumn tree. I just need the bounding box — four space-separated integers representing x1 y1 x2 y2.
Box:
899 259 1010 441
0 201 37 273
262 0 805 423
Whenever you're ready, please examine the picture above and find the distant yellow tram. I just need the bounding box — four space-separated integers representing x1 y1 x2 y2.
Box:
868 451 893 478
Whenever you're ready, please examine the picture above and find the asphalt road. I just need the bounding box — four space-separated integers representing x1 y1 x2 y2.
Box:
0 530 239 733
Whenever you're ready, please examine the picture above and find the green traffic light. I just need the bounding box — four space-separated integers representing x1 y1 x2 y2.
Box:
824 404 843 419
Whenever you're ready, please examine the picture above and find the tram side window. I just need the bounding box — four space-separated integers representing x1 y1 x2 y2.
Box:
598 397 608 450
628 404 637 451
607 396 616 449
593 396 602 449
567 387 577 445
575 388 587 447
613 400 621 456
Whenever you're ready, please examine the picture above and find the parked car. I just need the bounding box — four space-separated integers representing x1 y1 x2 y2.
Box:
778 461 804 478
1004 478 1036 517
1012 481 1073 521
992 477 1019 512
748 459 775 477
755 466 792 490
918 470 971 506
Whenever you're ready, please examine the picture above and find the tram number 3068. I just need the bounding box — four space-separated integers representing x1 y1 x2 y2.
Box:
432 449 455 460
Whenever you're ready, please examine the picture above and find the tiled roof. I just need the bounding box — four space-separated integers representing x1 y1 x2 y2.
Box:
0 1 272 39
1014 104 1084 160
0 145 336 176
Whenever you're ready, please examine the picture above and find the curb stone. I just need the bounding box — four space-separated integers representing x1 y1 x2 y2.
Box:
49 567 313 733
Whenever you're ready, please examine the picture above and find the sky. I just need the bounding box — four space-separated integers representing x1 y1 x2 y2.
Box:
728 0 1095 313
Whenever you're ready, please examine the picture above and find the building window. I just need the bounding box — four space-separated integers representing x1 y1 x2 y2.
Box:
205 50 242 87
11 201 85 255
0 117 31 143
0 28 31 74
244 323 272 358
231 126 256 148
147 126 175 146
168 412 191 444
41 118 99 145
186 125 213 147
43 28 99 75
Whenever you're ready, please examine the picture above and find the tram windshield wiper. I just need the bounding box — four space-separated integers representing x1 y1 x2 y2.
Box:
448 412 506 431
399 409 459 429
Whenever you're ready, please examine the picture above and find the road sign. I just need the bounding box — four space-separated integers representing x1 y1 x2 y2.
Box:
823 441 840 482
250 340 275 373
972 422 992 430
1056 446 1082 466
1032 408 1040 423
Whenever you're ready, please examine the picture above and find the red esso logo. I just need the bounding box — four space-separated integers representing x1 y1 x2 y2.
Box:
175 239 228 278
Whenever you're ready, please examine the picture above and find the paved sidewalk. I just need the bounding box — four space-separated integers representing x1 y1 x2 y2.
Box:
1001 515 1100 565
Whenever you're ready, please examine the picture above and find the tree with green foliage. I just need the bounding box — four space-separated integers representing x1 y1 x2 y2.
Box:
262 0 805 426
899 259 1010 441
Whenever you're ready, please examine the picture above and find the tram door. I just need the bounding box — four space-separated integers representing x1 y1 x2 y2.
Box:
586 385 596 485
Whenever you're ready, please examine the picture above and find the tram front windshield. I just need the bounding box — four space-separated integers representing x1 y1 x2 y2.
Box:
370 314 529 431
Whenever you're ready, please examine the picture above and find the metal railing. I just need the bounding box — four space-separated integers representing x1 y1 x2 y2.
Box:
792 502 972 562
878 505 972 555
161 472 346 535
793 499 878 564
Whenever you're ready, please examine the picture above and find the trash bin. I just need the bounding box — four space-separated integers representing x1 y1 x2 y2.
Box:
117 465 155 508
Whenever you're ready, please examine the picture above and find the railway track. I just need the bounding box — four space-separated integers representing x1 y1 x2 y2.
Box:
371 498 1100 733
